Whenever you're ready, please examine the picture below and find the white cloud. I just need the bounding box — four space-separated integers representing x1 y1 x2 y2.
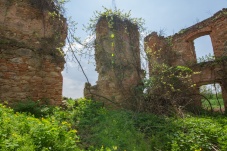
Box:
62 76 84 98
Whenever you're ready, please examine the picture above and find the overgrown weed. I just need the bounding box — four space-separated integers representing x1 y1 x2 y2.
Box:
0 98 227 150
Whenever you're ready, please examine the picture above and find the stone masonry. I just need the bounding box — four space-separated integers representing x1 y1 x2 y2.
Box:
145 9 227 111
84 16 143 109
0 0 67 105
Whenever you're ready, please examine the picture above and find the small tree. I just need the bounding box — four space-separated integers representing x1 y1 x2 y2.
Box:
142 47 195 115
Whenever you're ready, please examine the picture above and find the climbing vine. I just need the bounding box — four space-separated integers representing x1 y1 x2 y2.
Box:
85 7 145 35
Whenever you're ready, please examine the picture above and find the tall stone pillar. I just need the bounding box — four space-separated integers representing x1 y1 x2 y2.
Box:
144 32 170 77
84 16 143 109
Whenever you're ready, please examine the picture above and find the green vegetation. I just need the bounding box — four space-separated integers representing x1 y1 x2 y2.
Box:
2 0 226 150
0 98 227 151
85 7 145 34
11 99 54 118
200 84 224 111
0 103 79 151
202 96 224 111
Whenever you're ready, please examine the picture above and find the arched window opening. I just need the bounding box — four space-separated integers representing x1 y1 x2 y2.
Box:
194 35 214 63
200 83 224 112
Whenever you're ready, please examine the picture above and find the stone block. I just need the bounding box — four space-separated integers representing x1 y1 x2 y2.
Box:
15 48 34 57
10 58 23 64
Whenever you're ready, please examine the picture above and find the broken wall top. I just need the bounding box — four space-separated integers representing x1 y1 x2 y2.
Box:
0 0 67 64
96 15 139 38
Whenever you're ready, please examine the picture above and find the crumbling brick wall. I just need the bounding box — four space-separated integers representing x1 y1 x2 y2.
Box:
145 8 227 110
84 16 143 109
0 0 67 105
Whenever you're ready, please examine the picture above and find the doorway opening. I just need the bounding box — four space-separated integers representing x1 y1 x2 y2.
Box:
200 83 224 112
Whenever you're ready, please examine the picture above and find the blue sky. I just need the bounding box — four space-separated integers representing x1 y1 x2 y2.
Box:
62 0 227 98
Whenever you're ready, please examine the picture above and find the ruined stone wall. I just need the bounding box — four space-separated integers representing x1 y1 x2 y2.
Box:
0 0 67 105
145 9 227 110
170 9 227 66
144 32 172 76
84 16 143 108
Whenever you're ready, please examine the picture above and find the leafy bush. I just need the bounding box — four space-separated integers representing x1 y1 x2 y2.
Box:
142 63 195 115
61 99 227 151
64 99 227 151
1 98 227 151
134 113 227 151
88 110 150 151
0 104 79 151
60 98 150 150
11 99 54 118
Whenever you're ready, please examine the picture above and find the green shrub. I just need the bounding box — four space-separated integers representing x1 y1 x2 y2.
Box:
64 98 227 151
11 99 54 118
142 62 195 115
64 99 150 150
0 104 80 151
1 98 227 151
168 116 227 151
134 113 227 151
88 110 150 151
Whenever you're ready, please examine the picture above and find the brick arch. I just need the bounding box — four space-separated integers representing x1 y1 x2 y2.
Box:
185 27 212 42
185 28 215 62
